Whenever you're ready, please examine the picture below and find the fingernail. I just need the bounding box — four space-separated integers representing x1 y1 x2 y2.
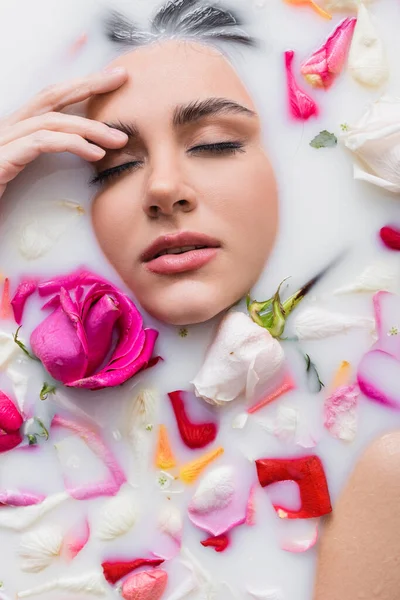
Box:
109 129 128 140
103 66 126 75
93 146 106 158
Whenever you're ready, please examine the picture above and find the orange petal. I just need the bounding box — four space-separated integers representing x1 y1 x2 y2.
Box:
155 425 176 470
330 361 351 391
1 278 13 320
179 446 224 485
285 0 331 19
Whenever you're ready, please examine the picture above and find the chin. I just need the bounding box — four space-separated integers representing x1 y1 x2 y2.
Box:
138 283 238 326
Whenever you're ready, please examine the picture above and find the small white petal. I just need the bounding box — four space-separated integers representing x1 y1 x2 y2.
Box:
0 492 69 531
348 3 388 87
294 307 375 340
93 484 138 541
0 333 20 369
192 312 284 406
232 412 249 429
158 503 183 543
248 588 284 599
334 259 399 295
257 406 298 442
189 466 235 514
6 365 28 412
126 388 159 480
17 571 106 598
19 525 63 573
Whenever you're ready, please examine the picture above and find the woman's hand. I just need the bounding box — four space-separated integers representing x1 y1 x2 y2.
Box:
0 67 129 199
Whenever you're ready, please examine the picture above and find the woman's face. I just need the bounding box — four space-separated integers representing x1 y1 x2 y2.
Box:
87 41 278 325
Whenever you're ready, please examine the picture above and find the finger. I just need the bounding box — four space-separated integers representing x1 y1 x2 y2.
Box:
2 68 128 126
0 112 128 148
0 130 105 185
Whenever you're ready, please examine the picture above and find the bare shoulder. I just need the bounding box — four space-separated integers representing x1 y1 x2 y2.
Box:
314 430 400 600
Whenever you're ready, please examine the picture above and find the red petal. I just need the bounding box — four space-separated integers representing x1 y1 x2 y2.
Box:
201 533 230 552
255 455 332 519
380 225 400 251
101 557 164 585
168 390 217 449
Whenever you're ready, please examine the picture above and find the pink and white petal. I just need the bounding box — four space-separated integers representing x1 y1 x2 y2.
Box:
357 349 400 409
372 291 400 360
281 519 319 553
62 518 90 560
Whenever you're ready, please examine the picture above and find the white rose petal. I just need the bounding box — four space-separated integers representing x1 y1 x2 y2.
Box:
256 406 298 442
348 3 388 87
231 412 249 429
19 525 63 573
17 571 106 598
189 466 235 514
334 259 399 294
293 307 375 340
93 484 138 541
192 312 284 406
6 365 28 412
341 96 400 193
321 0 373 10
0 333 20 369
126 388 159 480
248 589 284 600
158 503 183 543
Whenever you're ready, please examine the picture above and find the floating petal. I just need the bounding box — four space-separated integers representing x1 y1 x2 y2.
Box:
0 492 69 530
17 571 106 598
155 424 176 470
102 558 164 585
285 51 318 121
62 517 90 560
348 3 388 87
158 503 183 544
293 307 375 340
301 18 356 88
168 390 217 449
248 589 284 600
334 259 399 294
247 372 295 414
324 381 359 442
281 520 319 553
94 484 138 541
284 0 331 19
121 570 168 600
180 447 224 485
201 533 230 552
357 349 400 409
19 525 63 573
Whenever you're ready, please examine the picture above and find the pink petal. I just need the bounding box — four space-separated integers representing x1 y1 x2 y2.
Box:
245 484 257 526
11 279 37 324
281 520 319 553
62 517 90 560
285 50 318 121
301 18 356 88
37 268 108 297
69 328 158 390
357 349 400 409
0 431 22 453
52 415 126 498
372 291 400 360
0 391 23 432
0 490 46 506
30 289 89 385
83 294 120 375
121 569 168 600
324 383 359 441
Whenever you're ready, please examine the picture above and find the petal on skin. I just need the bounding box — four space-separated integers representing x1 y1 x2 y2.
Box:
31 290 89 385
19 525 63 573
83 294 120 375
188 465 249 536
192 312 284 406
16 570 107 598
68 328 158 390
301 18 356 88
121 570 168 600
293 307 375 340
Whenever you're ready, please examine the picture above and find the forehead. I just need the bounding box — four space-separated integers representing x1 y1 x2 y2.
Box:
88 40 256 120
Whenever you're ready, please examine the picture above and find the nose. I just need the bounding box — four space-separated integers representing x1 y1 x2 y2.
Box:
143 154 197 218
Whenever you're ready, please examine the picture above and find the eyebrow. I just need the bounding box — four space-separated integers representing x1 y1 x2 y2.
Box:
103 97 256 138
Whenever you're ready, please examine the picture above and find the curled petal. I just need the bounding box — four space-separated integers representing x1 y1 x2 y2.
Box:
121 570 168 600
256 456 332 519
155 425 176 470
168 390 217 449
334 259 399 295
102 557 165 585
19 525 63 573
248 372 295 414
285 50 318 121
201 533 230 552
37 268 108 297
180 447 224 485
84 294 120 375
11 279 37 324
301 18 356 88
16 570 107 598
0 431 23 452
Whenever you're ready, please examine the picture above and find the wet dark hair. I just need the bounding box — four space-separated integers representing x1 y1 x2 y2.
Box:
105 0 256 50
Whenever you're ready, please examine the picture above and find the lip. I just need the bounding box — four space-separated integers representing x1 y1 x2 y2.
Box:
141 232 221 275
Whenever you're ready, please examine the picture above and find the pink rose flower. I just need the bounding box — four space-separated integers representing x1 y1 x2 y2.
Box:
12 269 158 390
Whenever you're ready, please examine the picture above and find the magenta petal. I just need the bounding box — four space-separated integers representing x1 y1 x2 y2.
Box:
11 280 37 325
0 490 46 506
0 391 23 433
0 432 22 453
68 328 158 390
30 290 89 385
38 268 109 297
84 295 120 375
357 349 400 409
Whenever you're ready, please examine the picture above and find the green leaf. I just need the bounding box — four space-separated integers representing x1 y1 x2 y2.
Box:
310 130 337 149
13 326 38 361
40 382 57 401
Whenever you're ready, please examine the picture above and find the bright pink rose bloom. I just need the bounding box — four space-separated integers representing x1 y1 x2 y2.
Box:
12 269 158 390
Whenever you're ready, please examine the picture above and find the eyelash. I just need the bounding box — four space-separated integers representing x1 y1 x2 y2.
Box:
89 141 245 186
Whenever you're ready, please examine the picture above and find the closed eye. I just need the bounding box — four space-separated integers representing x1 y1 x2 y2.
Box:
89 161 142 186
188 141 245 155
